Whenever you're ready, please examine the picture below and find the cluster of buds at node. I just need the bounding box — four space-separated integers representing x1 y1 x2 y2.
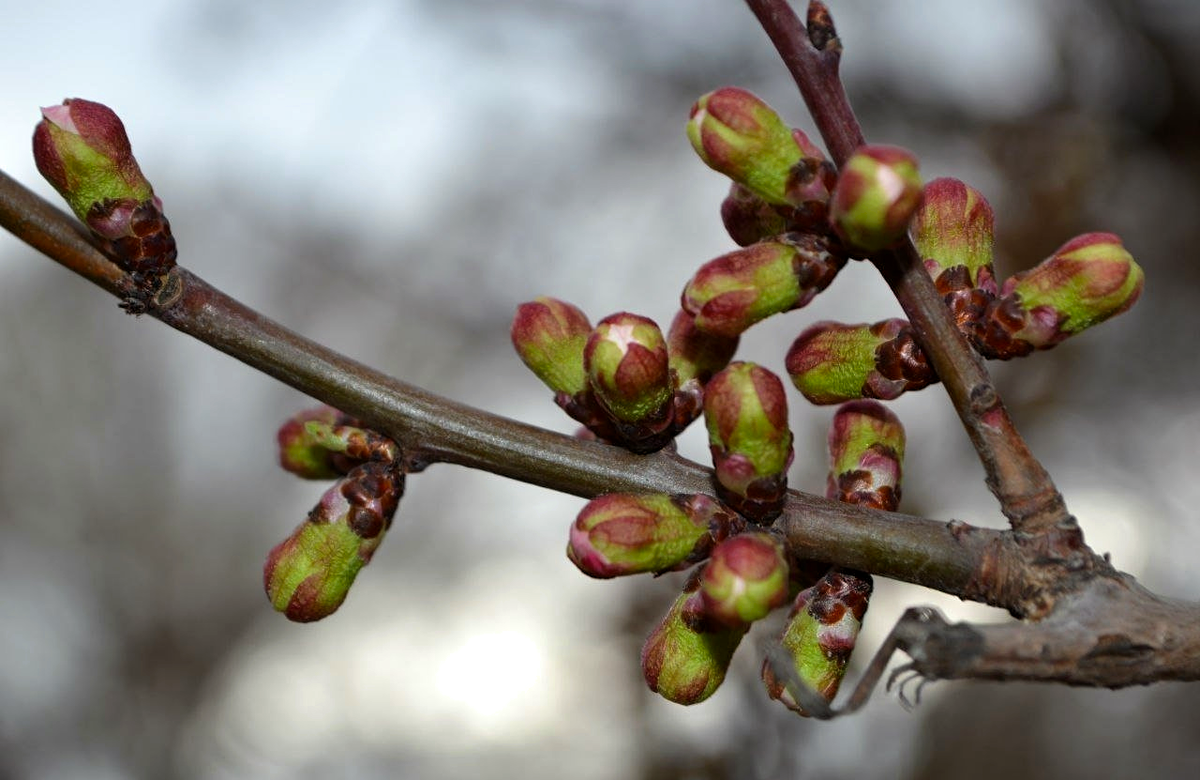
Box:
642 531 789 705
512 300 740 452
264 406 406 622
33 98 177 310
785 319 935 405
830 145 924 253
567 493 743 579
681 232 846 338
704 362 794 523
763 401 903 715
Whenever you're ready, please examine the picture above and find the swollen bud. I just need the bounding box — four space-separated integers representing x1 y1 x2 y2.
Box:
704 362 794 523
584 312 673 429
33 98 175 277
762 570 872 715
687 88 829 207
697 532 789 627
911 177 996 288
263 462 404 622
667 310 739 427
511 297 592 396
785 319 935 405
976 233 1144 358
682 233 845 338
642 573 748 705
830 145 922 253
277 406 354 479
827 401 905 511
568 493 742 578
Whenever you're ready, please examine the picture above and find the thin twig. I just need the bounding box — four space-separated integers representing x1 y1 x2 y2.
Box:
742 0 1070 535
0 167 1023 607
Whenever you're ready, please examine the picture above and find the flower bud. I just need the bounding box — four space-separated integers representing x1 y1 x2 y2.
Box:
642 573 748 705
263 462 404 622
976 233 1144 358
704 362 793 523
584 313 673 428
687 88 829 207
762 569 872 715
511 297 592 396
33 99 175 276
277 406 355 479
830 145 922 253
698 532 789 627
720 183 791 246
568 493 742 578
827 401 905 511
666 310 739 428
682 233 845 338
785 319 935 405
911 177 996 288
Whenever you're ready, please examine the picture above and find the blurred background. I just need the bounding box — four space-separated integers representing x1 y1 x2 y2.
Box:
2 0 1199 777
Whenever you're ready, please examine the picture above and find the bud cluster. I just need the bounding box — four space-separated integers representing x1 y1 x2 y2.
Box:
264 406 407 622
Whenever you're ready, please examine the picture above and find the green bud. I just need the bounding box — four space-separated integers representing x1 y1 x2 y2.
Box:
277 406 354 479
911 177 996 289
704 362 793 523
263 462 403 622
642 574 748 705
785 319 935 405
698 532 790 626
32 98 175 277
682 233 845 338
830 145 922 253
688 88 828 207
567 493 741 578
826 401 905 511
584 312 673 426
511 297 592 396
762 570 872 715
666 310 739 428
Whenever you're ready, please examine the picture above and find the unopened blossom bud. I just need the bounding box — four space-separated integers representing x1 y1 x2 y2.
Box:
511 297 592 396
720 183 791 247
666 311 739 427
642 573 748 705
682 233 845 338
827 401 905 511
277 406 356 479
568 493 742 578
263 462 404 622
786 319 935 405
911 177 996 288
698 532 789 627
762 569 872 715
33 98 175 276
584 312 673 430
976 233 1144 358
704 362 793 523
830 145 922 253
688 88 829 207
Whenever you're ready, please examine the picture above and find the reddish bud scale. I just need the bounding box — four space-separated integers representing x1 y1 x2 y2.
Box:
704 362 794 523
263 462 404 622
642 571 748 705
682 233 846 338
567 493 742 578
786 319 936 405
762 569 872 714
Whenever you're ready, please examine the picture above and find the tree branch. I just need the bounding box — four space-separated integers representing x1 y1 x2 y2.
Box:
743 0 1069 535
